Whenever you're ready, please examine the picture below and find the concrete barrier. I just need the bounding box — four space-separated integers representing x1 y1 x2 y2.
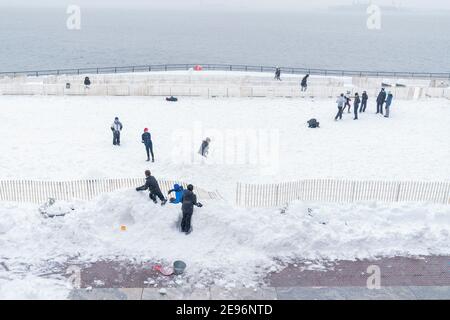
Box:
1 71 449 100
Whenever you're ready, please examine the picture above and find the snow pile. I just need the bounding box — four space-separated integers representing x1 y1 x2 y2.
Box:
1 190 449 297
0 273 69 300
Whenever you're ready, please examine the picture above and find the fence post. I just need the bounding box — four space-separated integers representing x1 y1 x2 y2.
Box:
396 182 402 202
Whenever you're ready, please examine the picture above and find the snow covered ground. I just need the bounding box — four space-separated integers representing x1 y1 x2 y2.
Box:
0 95 449 200
0 95 449 299
1 193 449 299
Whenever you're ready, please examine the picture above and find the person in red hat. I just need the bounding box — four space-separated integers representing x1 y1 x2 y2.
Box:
141 128 154 162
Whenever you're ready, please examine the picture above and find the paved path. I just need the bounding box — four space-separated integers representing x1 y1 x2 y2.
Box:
67 256 450 300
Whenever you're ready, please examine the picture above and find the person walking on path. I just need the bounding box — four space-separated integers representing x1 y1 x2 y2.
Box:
376 88 387 115
111 117 123 146
136 170 167 205
335 93 346 121
180 184 202 234
141 128 154 162
301 74 309 92
360 91 368 112
384 91 394 118
353 92 361 120
84 77 91 89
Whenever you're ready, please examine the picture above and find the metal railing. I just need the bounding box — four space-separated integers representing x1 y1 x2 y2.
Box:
0 63 449 79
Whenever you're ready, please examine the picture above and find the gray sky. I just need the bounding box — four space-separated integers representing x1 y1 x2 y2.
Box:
1 0 450 10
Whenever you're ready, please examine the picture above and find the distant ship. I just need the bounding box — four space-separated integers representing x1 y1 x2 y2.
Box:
329 0 407 13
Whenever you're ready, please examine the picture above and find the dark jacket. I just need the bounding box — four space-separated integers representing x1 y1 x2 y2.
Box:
142 132 152 146
136 175 162 194
362 92 368 102
181 190 198 214
385 93 394 106
354 96 361 107
84 77 91 86
377 90 387 103
301 75 309 86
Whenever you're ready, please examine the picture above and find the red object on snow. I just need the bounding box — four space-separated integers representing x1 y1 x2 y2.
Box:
193 65 203 71
144 128 148 132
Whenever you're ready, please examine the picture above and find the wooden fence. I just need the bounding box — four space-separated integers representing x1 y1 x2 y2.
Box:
236 180 450 207
0 179 222 204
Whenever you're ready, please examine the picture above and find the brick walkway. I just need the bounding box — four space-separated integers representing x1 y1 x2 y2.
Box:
66 255 450 300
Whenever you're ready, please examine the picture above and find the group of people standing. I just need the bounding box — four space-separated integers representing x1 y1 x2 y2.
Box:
335 88 394 121
110 118 155 162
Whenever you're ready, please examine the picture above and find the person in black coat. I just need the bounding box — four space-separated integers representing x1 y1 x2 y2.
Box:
301 74 309 92
360 91 368 112
84 77 91 88
180 184 202 234
353 93 361 120
141 128 154 162
136 170 167 205
376 88 387 114
274 67 281 81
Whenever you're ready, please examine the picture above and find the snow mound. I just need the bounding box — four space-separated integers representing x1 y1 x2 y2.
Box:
1 190 449 295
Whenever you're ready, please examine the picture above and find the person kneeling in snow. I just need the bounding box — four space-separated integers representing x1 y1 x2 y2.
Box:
168 184 184 204
136 170 167 205
181 184 202 234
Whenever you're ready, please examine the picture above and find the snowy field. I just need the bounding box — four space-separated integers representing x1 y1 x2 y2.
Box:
0 95 449 299
0 95 449 199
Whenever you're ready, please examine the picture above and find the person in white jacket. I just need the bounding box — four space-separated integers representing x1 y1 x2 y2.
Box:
335 94 346 121
110 117 123 146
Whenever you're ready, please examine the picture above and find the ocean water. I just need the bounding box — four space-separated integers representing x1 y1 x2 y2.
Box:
0 7 449 73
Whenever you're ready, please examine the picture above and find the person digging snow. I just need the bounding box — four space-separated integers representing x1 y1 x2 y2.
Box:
141 128 154 162
180 184 202 234
168 184 184 204
111 117 123 146
136 170 167 205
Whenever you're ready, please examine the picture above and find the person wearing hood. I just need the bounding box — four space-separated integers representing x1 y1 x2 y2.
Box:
376 88 387 114
335 93 346 121
136 170 167 205
110 117 123 146
180 184 203 234
141 128 154 162
384 91 394 118
168 184 184 204
301 74 309 92
360 91 369 112
353 92 361 120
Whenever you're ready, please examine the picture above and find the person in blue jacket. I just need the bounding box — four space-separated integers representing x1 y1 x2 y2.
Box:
168 184 184 204
141 128 154 162
384 91 394 118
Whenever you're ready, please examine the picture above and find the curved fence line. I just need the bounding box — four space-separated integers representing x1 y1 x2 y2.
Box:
236 180 450 207
1 63 449 80
0 179 222 204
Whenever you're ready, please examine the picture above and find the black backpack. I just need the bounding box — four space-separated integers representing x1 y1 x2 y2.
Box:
307 119 320 128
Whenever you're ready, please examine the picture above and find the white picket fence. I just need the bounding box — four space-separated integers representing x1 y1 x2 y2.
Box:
0 179 222 204
236 180 450 207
